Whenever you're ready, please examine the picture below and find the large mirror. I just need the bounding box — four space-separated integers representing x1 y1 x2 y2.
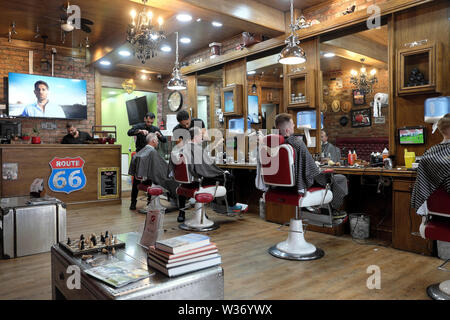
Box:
319 23 389 163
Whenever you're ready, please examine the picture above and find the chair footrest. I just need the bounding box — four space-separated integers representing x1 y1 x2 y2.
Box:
302 211 333 227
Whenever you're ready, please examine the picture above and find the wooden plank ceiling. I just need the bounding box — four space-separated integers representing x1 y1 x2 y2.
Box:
3 0 320 76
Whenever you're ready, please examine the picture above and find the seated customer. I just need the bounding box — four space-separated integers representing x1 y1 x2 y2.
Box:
273 113 348 217
61 123 93 144
129 133 183 215
321 129 341 163
411 113 450 214
169 127 244 222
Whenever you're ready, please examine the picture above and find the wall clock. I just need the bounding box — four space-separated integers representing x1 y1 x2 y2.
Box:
168 91 183 112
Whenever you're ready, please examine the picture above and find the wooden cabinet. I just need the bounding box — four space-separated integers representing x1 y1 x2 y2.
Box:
286 71 316 109
396 41 442 95
392 178 432 255
261 87 281 104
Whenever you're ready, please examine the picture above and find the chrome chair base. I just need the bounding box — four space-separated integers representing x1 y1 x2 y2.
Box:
179 222 220 232
268 245 324 261
427 284 450 300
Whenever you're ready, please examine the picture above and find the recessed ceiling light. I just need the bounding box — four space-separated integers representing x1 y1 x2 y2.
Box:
196 18 202 22
247 70 256 75
176 14 192 22
109 91 116 95
212 21 223 27
118 50 131 57
99 60 111 66
180 37 191 44
161 45 171 52
324 52 335 58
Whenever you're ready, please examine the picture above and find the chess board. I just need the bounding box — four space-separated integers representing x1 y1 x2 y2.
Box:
59 235 126 256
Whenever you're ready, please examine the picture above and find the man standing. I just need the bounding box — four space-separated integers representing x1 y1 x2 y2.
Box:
128 112 166 210
22 81 66 118
128 112 167 153
172 110 205 145
61 123 93 144
321 130 341 163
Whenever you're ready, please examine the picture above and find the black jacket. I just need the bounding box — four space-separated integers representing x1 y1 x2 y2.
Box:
127 123 167 152
61 131 93 144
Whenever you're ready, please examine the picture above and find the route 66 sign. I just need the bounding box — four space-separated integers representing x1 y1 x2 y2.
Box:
48 157 86 194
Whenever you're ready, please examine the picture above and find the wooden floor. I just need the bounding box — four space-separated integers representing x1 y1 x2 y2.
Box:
0 197 447 300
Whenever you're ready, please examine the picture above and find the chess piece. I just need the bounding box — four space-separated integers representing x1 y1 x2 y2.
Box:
111 248 116 255
100 233 105 244
105 231 109 238
80 240 85 250
67 237 71 245
80 234 85 241
114 237 118 245
102 248 108 254
91 234 97 246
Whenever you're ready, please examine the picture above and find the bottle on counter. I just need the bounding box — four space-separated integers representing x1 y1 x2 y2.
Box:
348 150 353 165
382 148 389 160
352 150 357 163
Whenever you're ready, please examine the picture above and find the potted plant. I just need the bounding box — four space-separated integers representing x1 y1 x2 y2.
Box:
21 133 31 142
31 126 41 144
107 134 116 144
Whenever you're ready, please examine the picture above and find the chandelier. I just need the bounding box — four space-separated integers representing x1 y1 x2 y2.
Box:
167 32 186 90
278 0 306 65
127 0 165 64
350 58 378 94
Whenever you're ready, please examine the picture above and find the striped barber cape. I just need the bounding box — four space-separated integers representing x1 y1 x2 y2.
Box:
411 142 450 213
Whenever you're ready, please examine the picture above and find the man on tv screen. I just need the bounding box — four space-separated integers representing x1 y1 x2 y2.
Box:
61 123 93 144
21 80 66 118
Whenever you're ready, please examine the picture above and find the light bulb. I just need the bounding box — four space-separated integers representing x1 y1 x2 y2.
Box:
350 70 358 76
130 10 136 18
370 69 377 76
360 67 366 73
158 17 163 26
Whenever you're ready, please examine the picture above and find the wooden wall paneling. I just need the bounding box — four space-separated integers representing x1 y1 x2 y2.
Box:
186 75 198 118
388 14 396 156
393 0 450 165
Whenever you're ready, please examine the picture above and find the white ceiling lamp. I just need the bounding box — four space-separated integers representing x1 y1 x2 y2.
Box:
323 52 335 58
247 70 256 75
167 32 187 91
99 60 111 66
176 14 192 22
212 21 223 27
180 37 191 44
118 50 131 57
160 45 171 52
278 0 306 65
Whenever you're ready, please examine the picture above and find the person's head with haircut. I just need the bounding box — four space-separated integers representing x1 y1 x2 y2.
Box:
144 112 155 126
146 132 159 148
275 113 295 138
66 123 77 136
437 113 450 140
34 80 50 103
176 110 191 129
321 129 329 144
189 127 202 144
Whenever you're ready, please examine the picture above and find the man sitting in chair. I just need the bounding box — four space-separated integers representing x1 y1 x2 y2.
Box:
169 127 246 222
273 113 348 218
128 133 183 215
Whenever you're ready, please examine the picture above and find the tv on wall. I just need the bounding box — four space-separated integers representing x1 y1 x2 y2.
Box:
126 96 149 126
7 72 87 120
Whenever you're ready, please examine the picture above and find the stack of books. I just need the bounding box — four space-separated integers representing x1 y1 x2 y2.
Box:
147 233 221 277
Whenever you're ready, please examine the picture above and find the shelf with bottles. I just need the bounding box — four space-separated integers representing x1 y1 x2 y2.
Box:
286 71 316 109
92 125 117 144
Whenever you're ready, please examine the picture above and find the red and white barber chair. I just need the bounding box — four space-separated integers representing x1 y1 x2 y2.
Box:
260 135 333 260
419 186 450 300
173 153 226 232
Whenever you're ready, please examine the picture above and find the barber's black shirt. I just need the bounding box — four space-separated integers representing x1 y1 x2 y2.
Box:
127 123 167 152
61 131 93 144
172 118 205 141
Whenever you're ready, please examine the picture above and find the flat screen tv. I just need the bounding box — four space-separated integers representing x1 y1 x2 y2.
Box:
8 72 87 119
398 126 426 145
126 96 148 126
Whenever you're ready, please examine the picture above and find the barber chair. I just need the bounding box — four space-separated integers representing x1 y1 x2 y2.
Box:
260 135 333 260
173 152 227 232
419 186 450 300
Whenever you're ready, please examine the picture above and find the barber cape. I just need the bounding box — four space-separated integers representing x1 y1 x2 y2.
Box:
321 142 341 163
169 142 224 181
411 142 450 214
128 145 179 196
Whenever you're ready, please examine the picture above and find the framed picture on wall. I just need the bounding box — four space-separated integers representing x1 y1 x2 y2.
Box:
352 89 366 106
351 108 372 127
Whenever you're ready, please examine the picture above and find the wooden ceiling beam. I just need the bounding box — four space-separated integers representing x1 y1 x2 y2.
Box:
320 43 387 70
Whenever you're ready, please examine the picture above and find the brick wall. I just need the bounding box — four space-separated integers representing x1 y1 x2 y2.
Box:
322 58 389 145
0 42 95 144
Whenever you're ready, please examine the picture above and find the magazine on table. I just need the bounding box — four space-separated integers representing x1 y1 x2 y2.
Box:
84 261 151 288
156 233 210 254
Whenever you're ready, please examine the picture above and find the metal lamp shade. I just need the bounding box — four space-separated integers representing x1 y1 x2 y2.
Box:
278 44 306 65
167 69 186 91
